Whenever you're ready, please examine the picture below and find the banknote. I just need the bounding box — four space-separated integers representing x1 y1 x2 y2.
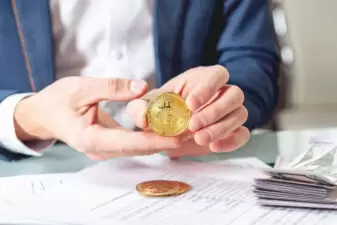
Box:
276 135 337 184
291 150 337 184
255 134 337 209
262 168 336 186
288 143 336 168
275 134 336 168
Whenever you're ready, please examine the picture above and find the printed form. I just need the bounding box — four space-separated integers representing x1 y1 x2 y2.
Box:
11 157 337 225
0 173 70 225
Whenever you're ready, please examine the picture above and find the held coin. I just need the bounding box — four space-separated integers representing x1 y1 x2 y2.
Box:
146 92 191 137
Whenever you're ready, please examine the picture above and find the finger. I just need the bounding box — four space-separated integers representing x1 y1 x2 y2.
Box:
166 139 211 158
85 152 109 161
127 99 148 129
97 109 120 128
127 88 170 129
189 85 244 132
85 149 160 160
169 157 180 160
140 88 167 101
185 65 229 111
194 105 248 146
209 126 250 152
74 78 148 108
82 124 182 153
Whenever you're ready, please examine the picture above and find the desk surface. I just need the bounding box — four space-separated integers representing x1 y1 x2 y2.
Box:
0 128 333 177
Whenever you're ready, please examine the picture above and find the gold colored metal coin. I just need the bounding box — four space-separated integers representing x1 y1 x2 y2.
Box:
136 180 191 197
175 181 191 194
146 92 191 137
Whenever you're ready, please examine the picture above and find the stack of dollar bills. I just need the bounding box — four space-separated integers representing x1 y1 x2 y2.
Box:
254 134 337 210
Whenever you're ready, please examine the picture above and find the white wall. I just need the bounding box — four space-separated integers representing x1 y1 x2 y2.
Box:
274 0 337 130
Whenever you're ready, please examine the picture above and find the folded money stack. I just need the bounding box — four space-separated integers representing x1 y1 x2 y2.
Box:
254 169 337 210
254 134 337 210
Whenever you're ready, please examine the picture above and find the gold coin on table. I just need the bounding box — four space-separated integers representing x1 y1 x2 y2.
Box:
175 181 191 194
146 92 191 137
136 180 191 197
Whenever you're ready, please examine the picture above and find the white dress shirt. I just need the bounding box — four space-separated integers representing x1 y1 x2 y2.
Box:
0 0 156 156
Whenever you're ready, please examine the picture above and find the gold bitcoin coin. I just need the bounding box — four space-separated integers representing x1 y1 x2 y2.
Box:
175 181 191 194
136 180 190 197
146 92 191 137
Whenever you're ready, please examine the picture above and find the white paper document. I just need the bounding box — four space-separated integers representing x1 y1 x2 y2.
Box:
0 202 59 225
0 173 70 225
9 157 337 225
0 173 69 202
209 157 271 169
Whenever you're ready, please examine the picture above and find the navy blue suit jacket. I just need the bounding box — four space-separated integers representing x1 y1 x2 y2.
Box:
0 0 280 160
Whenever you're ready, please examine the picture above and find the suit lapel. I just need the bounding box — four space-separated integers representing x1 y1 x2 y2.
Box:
11 0 55 91
153 0 188 86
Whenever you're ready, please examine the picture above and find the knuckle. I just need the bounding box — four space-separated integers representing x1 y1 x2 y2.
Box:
241 126 251 137
71 82 86 104
57 77 83 96
240 106 249 122
107 79 120 93
190 94 205 107
171 137 184 148
231 85 245 104
188 66 204 73
107 79 128 93
194 114 209 129
67 78 89 108
204 129 215 143
182 66 205 80
213 65 229 79
212 106 224 121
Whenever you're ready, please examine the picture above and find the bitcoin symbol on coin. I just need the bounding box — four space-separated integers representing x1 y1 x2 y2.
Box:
146 92 191 136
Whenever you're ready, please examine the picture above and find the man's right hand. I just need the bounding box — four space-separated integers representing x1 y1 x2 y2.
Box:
13 77 182 160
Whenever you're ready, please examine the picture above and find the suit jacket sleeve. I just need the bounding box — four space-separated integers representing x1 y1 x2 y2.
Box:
217 0 280 130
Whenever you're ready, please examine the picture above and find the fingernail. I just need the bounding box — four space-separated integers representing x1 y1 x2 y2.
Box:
170 157 180 160
130 80 146 93
211 144 235 153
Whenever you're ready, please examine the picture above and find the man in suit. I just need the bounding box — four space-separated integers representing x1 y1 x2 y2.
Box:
0 0 280 161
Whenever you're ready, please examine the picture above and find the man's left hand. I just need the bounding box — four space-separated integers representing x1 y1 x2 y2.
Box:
128 65 250 157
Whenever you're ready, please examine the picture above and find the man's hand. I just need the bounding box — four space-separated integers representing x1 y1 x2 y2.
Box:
13 77 182 160
127 65 250 157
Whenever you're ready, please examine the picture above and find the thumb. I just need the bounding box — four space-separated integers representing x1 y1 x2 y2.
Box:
98 108 121 128
126 88 166 129
74 78 148 108
127 99 148 129
126 88 169 129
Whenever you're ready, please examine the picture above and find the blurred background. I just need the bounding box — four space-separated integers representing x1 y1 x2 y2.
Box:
267 0 337 131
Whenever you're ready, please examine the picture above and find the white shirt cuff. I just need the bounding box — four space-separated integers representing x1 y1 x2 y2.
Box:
0 93 55 156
